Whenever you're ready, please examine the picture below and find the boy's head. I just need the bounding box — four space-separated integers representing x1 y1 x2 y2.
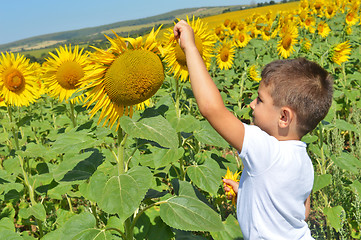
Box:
260 58 333 136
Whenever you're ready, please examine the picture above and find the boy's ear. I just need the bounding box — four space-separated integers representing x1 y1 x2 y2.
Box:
279 107 294 128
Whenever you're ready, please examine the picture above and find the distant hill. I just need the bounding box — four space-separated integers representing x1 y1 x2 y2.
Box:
0 5 244 53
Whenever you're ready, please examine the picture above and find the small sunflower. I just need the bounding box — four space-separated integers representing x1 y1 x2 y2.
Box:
345 11 358 25
0 52 40 106
303 16 316 33
277 31 298 59
325 4 337 18
223 167 240 206
83 28 164 129
215 40 235 70
329 41 352 66
300 38 312 52
235 30 251 48
247 65 261 82
163 16 215 81
317 21 331 38
42 45 98 103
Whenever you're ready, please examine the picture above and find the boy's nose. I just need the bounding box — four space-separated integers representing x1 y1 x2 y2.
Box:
250 99 256 110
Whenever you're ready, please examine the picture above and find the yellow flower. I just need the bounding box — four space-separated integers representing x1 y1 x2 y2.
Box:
247 65 262 82
329 41 352 66
300 38 312 52
0 95 6 107
277 31 298 59
215 40 235 70
325 4 337 18
303 16 316 33
42 45 97 103
0 52 40 106
83 28 164 129
317 21 331 38
163 16 215 81
235 30 251 48
345 11 358 25
223 167 240 206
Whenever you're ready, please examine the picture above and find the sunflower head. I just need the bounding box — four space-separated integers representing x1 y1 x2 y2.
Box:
83 28 164 129
215 40 235 70
345 11 359 25
247 65 261 82
42 44 97 103
223 167 240 206
163 16 215 81
317 21 331 38
0 52 40 106
328 41 352 66
235 30 251 48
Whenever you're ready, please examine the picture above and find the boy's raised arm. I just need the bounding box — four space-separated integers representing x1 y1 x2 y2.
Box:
174 20 245 152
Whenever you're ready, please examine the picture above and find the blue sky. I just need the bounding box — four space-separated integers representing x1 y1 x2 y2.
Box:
0 0 266 45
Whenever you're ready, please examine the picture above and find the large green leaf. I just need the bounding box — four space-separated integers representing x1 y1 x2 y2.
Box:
187 158 223 196
18 203 46 221
119 116 178 149
331 152 361 173
160 195 224 232
89 166 152 221
0 230 22 240
137 147 184 169
72 229 113 240
42 212 95 240
166 112 200 133
323 206 345 232
334 119 358 133
313 174 332 192
51 129 100 154
0 217 14 231
210 214 243 240
194 121 229 148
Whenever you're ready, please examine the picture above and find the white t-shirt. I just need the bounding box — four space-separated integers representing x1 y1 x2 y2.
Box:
237 123 314 240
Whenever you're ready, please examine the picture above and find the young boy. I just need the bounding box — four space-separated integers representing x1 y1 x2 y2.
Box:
173 20 333 239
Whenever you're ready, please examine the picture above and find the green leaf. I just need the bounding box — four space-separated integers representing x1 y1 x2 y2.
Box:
313 174 332 192
301 134 318 144
166 112 200 133
51 129 99 155
42 212 95 240
0 230 22 240
119 115 178 149
351 180 361 196
187 158 223 196
210 214 243 240
18 203 46 221
194 121 229 148
334 119 358 133
73 229 113 240
97 166 152 222
323 206 345 232
331 152 361 173
137 147 184 169
0 217 14 231
160 195 224 232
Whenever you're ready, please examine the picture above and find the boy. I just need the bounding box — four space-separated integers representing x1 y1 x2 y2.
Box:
173 20 333 239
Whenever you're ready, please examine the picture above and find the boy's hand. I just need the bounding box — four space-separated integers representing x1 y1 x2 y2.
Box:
173 20 196 52
223 179 239 200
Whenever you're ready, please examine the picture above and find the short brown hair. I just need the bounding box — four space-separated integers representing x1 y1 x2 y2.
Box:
261 58 333 136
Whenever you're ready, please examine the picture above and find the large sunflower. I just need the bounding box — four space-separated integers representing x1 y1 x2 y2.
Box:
83 28 164 129
163 16 215 81
42 45 98 103
329 41 352 66
215 40 235 70
0 52 40 106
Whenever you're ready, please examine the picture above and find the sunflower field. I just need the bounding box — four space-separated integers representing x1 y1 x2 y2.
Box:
0 0 361 239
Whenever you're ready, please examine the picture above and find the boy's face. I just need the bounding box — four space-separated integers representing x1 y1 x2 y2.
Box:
249 82 281 136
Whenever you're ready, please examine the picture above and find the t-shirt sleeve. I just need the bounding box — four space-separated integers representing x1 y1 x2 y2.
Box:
239 123 280 176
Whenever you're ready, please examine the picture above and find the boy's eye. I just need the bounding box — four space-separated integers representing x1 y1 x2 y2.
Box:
257 96 262 103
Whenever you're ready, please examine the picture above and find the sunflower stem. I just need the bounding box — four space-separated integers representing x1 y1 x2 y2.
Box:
7 105 20 150
69 101 77 128
19 155 44 237
117 127 128 174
